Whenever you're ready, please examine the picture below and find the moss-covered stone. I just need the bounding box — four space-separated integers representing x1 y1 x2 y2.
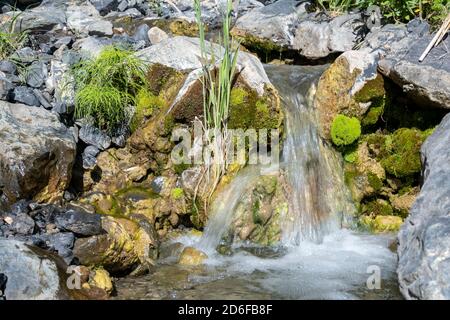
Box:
330 115 361 147
362 199 394 216
169 19 201 37
361 215 403 233
381 128 429 178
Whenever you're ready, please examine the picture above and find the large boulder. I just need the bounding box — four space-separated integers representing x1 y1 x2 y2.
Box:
398 113 450 300
231 0 365 60
0 102 77 209
0 239 70 300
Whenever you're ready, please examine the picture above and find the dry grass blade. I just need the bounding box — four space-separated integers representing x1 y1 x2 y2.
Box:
419 13 450 62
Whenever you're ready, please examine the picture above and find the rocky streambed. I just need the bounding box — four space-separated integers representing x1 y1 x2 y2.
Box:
1 0 450 300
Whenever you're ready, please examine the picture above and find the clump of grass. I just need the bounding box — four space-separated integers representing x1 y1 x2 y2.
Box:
192 0 240 211
72 46 149 133
0 10 28 60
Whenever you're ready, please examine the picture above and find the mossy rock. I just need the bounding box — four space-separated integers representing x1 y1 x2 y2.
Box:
169 19 201 37
362 199 394 216
361 215 403 233
330 114 361 147
381 128 430 178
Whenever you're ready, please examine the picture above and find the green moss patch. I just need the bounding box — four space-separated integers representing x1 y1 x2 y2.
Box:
331 114 361 147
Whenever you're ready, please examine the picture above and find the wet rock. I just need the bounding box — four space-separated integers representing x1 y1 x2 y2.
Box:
79 124 112 150
0 102 77 208
88 268 113 294
12 86 39 106
398 113 450 300
0 239 69 300
147 26 168 45
73 215 158 273
178 246 208 266
55 209 103 237
26 61 47 88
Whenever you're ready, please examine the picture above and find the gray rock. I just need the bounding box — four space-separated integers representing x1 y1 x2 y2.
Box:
12 86 40 106
8 213 35 235
88 20 114 37
34 232 75 264
53 36 74 50
132 24 150 46
147 26 168 45
90 0 119 15
72 36 113 58
231 0 307 50
377 24 450 109
0 60 17 74
66 2 112 37
293 13 364 60
32 89 52 109
150 176 165 194
398 113 450 300
0 239 68 300
54 209 103 236
79 124 112 150
10 47 37 64
0 102 77 209
82 145 100 170
26 61 48 88
0 75 14 100
118 0 128 12
52 101 74 116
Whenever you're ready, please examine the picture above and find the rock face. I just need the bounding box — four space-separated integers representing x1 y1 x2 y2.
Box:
231 0 365 60
0 239 69 300
0 102 77 209
398 113 450 300
364 20 450 110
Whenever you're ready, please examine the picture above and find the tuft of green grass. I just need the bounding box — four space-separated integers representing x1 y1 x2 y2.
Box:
0 10 28 60
72 46 148 133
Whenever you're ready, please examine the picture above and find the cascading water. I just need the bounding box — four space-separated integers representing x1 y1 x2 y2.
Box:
114 65 401 300
198 64 355 250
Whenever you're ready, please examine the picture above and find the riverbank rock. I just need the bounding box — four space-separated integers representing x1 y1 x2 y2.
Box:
178 246 207 266
398 113 450 300
0 239 70 300
73 215 158 274
0 102 77 209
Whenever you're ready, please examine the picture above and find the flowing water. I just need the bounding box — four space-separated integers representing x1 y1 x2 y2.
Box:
113 65 401 300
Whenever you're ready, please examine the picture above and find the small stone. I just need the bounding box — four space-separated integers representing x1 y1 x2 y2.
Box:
147 27 168 45
178 247 208 266
88 20 114 37
33 89 52 109
3 217 13 225
89 268 113 294
82 145 100 170
97 198 113 212
132 24 150 46
79 124 112 151
26 61 47 88
118 0 128 11
53 36 74 49
13 86 40 106
54 209 103 236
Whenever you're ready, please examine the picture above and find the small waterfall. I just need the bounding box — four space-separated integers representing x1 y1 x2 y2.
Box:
198 65 355 251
